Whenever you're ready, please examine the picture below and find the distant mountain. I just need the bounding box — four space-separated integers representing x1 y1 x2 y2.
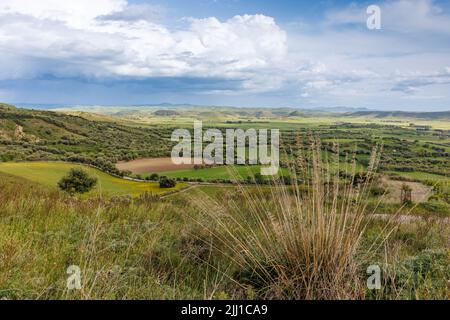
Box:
287 111 304 117
14 103 68 110
12 102 450 121
348 110 450 120
302 106 372 113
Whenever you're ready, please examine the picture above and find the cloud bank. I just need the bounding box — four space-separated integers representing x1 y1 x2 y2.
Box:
0 0 286 85
0 0 450 109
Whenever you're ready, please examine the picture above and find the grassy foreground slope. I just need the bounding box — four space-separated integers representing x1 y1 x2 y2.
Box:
0 162 185 197
0 166 448 300
0 172 207 299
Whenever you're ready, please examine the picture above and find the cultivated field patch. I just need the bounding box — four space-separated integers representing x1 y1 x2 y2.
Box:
383 179 433 203
116 157 200 173
0 162 185 197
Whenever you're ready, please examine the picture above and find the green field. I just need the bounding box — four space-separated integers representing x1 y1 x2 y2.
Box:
390 171 450 183
159 165 289 181
0 162 185 197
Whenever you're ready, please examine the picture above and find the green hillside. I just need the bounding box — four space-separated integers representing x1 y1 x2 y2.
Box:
350 110 450 120
1 103 449 182
0 103 173 175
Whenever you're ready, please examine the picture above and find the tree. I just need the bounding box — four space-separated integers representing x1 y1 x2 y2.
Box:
159 176 176 188
58 168 97 195
400 183 413 204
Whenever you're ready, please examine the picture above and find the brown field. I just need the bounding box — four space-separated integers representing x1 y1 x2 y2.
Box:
384 179 432 203
116 157 199 174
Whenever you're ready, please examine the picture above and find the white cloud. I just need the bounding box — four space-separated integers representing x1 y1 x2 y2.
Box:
0 0 449 109
382 0 450 35
99 3 166 22
326 0 450 35
0 0 127 28
0 0 287 90
391 68 450 93
283 0 450 107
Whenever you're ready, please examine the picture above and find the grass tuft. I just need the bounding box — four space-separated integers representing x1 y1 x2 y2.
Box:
188 138 397 299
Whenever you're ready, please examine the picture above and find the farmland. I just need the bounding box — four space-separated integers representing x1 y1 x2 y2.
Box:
1 103 449 182
160 165 281 181
0 162 185 197
1 103 448 199
116 157 199 174
0 103 449 300
1 102 448 206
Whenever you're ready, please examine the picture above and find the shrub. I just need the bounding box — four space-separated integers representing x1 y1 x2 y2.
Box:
254 172 265 185
369 185 388 196
159 176 176 188
377 249 450 300
58 168 97 195
280 175 292 185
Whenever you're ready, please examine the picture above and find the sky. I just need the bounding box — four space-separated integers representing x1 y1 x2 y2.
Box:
1 0 450 111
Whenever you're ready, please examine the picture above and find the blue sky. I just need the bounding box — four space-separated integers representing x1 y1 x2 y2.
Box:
1 0 450 110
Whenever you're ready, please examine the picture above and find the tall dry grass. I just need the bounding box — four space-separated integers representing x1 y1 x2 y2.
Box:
0 174 205 299
1 156 446 300
189 137 393 299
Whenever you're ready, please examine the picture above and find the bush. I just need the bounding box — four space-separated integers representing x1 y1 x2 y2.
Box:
150 173 159 181
417 202 450 216
369 185 388 196
159 176 177 188
280 176 292 185
58 168 97 195
254 173 265 185
193 141 387 299
380 250 450 300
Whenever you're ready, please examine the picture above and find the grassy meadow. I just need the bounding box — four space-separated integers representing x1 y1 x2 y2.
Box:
159 165 290 182
0 152 448 300
390 171 450 183
0 162 185 197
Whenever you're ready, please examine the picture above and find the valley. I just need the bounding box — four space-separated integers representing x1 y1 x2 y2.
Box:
0 102 449 300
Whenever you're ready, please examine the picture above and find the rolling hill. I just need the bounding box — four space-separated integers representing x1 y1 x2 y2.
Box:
348 110 450 120
52 103 450 122
0 103 173 175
